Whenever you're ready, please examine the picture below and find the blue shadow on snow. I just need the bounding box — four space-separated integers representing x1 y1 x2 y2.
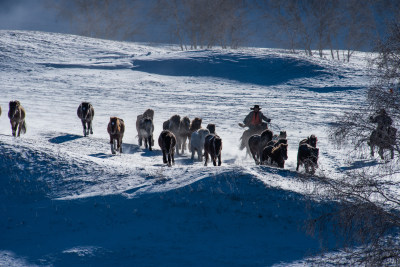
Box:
132 54 329 86
48 134 83 144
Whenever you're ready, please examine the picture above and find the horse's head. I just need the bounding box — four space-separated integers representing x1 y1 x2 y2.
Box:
279 131 287 139
109 117 120 134
279 144 288 161
180 117 191 130
163 120 170 130
206 124 216 134
81 102 91 119
190 118 202 131
143 109 154 119
308 135 318 147
261 129 273 142
9 100 21 117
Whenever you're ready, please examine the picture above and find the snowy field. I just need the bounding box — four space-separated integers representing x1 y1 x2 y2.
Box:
0 31 375 266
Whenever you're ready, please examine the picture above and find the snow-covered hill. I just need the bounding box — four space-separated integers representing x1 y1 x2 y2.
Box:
0 31 373 266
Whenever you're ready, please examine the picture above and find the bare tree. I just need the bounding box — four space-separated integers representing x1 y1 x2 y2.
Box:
152 0 248 50
48 0 141 40
307 166 400 265
308 20 400 265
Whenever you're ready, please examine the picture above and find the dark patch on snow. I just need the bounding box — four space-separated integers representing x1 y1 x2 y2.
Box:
303 86 363 93
48 134 83 144
132 54 329 86
88 153 114 159
338 159 382 171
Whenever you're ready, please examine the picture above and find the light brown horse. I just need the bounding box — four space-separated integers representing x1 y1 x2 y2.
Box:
8 100 26 137
178 116 191 154
158 130 176 167
77 102 94 137
107 117 125 154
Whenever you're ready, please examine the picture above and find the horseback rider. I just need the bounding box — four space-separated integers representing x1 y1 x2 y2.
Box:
243 105 271 131
370 109 393 140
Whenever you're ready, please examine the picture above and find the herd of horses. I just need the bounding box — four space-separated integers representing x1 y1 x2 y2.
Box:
1 100 397 173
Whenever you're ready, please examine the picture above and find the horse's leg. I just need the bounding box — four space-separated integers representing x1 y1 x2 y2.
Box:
191 148 195 160
138 135 143 146
162 150 167 163
218 153 222 166
89 120 93 135
370 144 375 157
311 164 315 175
17 122 22 137
251 150 258 165
176 138 181 155
171 150 175 165
198 149 202 162
204 151 208 166
167 152 171 166
379 147 384 159
181 137 186 154
119 137 123 153
11 121 16 137
81 120 87 137
148 136 152 151
391 147 394 159
212 155 217 166
110 137 116 154
280 161 284 168
144 136 148 149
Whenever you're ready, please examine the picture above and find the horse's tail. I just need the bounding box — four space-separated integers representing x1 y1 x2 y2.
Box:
21 121 27 134
214 137 222 155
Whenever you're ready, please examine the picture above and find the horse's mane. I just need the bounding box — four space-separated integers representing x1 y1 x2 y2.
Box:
272 143 287 154
207 124 216 134
170 114 181 126
190 117 202 131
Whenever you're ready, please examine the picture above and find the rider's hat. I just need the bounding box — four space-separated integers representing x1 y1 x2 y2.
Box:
250 105 261 110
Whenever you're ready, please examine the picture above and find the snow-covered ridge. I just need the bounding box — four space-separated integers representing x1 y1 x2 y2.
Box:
0 30 373 266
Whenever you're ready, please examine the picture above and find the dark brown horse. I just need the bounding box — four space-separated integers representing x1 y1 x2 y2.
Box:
164 115 181 154
8 100 26 137
368 126 397 159
296 143 319 174
248 129 273 164
239 123 268 155
158 130 176 167
77 102 94 137
261 143 288 168
107 117 125 154
204 134 222 166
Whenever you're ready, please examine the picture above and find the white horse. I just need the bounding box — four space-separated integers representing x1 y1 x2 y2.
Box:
190 128 210 161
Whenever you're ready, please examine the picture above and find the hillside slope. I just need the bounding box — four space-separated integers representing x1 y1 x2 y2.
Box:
0 31 372 266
